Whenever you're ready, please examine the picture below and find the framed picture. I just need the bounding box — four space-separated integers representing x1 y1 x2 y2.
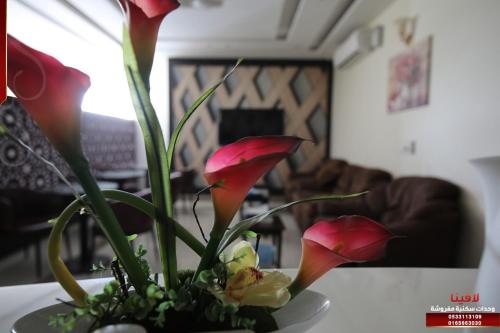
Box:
388 36 432 113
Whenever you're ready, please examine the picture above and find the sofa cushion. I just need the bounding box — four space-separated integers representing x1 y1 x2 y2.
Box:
364 184 389 218
382 177 460 223
313 159 347 188
316 196 374 218
335 164 392 193
375 177 461 267
290 163 392 232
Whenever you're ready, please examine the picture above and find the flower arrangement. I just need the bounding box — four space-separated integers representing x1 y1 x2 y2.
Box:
3 1 396 332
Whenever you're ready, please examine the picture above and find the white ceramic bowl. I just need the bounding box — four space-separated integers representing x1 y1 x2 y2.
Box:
11 290 330 333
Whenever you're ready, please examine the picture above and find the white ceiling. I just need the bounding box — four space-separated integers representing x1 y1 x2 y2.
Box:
9 0 395 59
161 0 287 40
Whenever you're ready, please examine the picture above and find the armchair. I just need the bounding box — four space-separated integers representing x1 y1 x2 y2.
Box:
291 163 392 232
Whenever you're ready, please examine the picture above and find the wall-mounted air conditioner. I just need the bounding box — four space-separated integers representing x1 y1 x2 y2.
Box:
333 29 370 69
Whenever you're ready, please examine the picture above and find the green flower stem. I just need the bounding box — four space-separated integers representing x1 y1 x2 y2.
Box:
165 60 242 283
101 190 205 257
193 224 225 281
47 190 205 305
122 27 177 289
48 199 88 306
218 192 369 253
69 156 148 294
287 280 304 300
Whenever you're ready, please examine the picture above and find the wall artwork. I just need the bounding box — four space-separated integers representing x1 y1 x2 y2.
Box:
388 36 432 113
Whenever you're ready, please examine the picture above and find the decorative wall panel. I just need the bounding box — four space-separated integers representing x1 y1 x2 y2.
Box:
0 98 61 190
81 112 136 171
169 59 332 190
0 97 137 191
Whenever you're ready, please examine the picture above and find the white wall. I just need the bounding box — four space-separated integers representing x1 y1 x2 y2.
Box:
7 1 138 121
331 0 500 267
7 1 170 170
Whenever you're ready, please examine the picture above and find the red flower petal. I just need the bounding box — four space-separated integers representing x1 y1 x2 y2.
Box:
130 0 179 18
7 35 90 158
120 0 179 81
205 136 302 230
294 238 351 290
304 216 394 261
294 216 394 290
206 136 301 173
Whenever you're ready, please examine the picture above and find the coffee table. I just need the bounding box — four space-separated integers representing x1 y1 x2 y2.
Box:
0 268 479 333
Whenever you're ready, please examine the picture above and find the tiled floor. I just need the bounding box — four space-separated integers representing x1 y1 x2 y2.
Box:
0 196 302 286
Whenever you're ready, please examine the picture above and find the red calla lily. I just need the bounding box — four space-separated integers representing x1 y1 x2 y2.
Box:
291 216 394 294
7 35 90 159
119 0 179 82
205 136 302 231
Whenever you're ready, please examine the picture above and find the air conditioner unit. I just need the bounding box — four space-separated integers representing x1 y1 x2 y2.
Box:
333 29 370 69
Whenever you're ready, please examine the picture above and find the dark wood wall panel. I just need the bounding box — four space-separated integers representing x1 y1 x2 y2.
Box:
169 59 332 190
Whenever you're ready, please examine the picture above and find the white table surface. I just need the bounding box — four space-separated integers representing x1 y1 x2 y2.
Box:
0 268 478 333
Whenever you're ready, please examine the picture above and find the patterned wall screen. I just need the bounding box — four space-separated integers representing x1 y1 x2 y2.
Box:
0 98 62 190
169 59 332 190
0 97 137 191
81 112 137 172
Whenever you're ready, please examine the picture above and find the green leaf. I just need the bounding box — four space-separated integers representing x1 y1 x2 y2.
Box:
167 289 177 300
146 284 164 300
198 270 212 284
237 306 277 332
108 190 205 256
224 303 238 315
0 123 9 136
136 244 147 257
46 189 205 305
104 281 119 296
122 25 177 289
127 234 138 242
218 192 368 253
73 308 87 316
242 230 258 238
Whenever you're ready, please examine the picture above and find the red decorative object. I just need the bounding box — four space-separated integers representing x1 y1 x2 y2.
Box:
293 216 394 291
119 0 179 80
205 136 302 230
6 35 90 159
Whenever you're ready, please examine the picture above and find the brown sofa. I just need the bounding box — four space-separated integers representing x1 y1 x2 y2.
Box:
378 177 460 267
284 159 348 201
287 160 392 232
286 157 462 267
316 176 462 267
